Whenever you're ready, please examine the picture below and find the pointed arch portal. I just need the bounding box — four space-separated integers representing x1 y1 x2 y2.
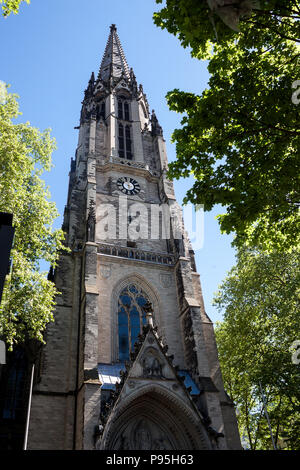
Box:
100 386 211 450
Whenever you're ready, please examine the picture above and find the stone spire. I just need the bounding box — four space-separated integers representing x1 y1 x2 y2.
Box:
98 24 130 82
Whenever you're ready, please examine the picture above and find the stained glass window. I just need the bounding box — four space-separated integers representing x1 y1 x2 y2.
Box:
118 284 149 361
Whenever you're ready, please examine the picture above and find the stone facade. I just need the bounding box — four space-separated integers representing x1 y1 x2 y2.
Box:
27 24 241 450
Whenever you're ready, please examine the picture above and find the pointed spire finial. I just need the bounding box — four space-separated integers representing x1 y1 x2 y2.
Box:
110 24 117 32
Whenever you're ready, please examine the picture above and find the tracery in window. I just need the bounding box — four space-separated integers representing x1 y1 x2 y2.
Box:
118 284 149 361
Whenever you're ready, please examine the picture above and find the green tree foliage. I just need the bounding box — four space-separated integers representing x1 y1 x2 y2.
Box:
0 0 29 17
214 248 300 449
154 1 300 251
0 84 65 348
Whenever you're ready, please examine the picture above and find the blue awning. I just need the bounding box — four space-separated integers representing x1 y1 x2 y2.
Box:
98 363 125 390
177 370 200 396
98 363 200 395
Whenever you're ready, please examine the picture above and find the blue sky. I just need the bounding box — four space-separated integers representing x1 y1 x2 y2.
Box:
0 0 236 323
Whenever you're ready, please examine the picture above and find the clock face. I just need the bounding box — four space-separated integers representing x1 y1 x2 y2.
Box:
117 177 140 195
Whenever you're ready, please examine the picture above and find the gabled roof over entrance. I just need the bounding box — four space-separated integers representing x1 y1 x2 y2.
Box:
97 326 214 450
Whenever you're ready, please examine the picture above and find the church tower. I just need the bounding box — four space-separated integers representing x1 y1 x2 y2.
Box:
28 25 241 451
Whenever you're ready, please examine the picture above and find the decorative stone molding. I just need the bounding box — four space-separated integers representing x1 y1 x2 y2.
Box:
96 155 160 178
140 347 164 378
99 263 111 279
86 200 96 242
98 243 176 266
159 273 172 288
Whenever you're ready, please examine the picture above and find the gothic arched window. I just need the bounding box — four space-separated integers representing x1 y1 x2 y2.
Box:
117 95 132 159
118 284 149 361
118 123 132 160
125 125 132 160
117 95 130 121
118 123 125 158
